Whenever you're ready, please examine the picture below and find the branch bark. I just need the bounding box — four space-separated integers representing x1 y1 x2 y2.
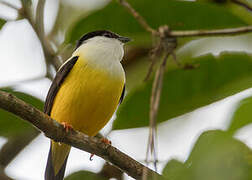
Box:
169 26 252 37
0 90 162 180
118 0 252 38
20 0 62 74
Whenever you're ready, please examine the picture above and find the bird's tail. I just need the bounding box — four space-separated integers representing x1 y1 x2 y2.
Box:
45 141 71 180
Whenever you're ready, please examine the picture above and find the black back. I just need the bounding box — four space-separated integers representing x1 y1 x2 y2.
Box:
44 56 78 115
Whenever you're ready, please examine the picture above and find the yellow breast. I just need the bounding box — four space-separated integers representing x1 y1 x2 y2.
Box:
50 56 125 136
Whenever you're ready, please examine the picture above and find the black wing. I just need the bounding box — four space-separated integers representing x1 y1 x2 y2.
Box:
119 85 125 105
44 56 78 115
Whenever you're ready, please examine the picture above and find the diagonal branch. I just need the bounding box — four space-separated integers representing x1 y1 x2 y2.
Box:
0 90 162 180
20 0 62 74
169 26 252 37
118 0 252 38
118 0 157 35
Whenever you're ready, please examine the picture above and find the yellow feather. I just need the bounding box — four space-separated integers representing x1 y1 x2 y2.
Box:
50 56 125 174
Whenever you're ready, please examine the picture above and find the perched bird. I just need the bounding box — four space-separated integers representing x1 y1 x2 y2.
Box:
44 30 130 180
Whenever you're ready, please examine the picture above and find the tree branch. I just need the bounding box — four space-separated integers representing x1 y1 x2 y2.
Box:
118 0 252 39
20 0 62 73
169 26 252 37
0 90 162 180
118 0 157 35
35 0 46 43
0 1 20 11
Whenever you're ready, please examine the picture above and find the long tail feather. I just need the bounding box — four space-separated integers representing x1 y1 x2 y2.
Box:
45 142 70 180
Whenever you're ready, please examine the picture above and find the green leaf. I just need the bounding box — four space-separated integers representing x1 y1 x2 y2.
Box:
0 19 6 29
196 0 252 25
0 88 43 137
228 96 252 135
66 0 247 45
65 171 108 180
185 130 252 180
114 52 252 129
162 159 190 180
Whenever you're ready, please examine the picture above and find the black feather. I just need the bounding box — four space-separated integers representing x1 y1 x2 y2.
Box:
44 56 78 115
44 57 78 180
45 143 69 180
119 85 125 105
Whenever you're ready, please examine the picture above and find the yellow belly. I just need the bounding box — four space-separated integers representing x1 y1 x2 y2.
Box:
50 57 125 136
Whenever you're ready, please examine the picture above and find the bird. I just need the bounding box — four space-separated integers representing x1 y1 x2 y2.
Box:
44 30 130 180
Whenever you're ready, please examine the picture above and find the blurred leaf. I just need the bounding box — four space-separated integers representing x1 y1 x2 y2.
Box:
0 88 43 137
65 171 108 180
0 19 6 29
185 130 252 180
66 0 247 45
162 159 190 180
228 96 252 135
114 52 252 129
0 129 39 167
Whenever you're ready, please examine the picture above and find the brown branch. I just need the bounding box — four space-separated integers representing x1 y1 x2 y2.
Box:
35 0 46 43
0 90 162 180
118 0 252 38
118 0 157 35
143 53 170 180
231 0 252 12
169 26 252 37
20 0 62 74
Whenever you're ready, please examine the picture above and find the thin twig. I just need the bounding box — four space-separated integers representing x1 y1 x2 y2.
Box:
118 0 157 35
0 90 163 180
35 0 45 42
231 0 252 12
170 26 252 37
143 53 170 180
20 0 62 72
118 0 252 38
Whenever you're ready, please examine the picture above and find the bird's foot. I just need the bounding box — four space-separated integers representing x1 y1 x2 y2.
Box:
61 122 73 133
89 137 111 161
101 137 111 145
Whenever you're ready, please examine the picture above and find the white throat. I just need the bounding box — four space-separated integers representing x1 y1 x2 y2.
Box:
74 36 124 64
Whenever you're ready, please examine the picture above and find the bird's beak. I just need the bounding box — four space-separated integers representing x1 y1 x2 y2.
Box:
118 36 131 43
